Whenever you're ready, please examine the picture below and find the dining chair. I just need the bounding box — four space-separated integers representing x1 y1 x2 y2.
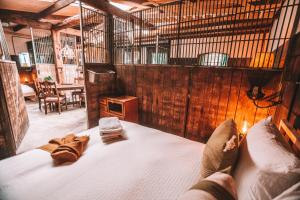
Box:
34 80 44 111
72 77 85 107
40 81 68 114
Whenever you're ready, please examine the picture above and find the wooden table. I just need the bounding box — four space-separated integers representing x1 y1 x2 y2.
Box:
56 84 84 91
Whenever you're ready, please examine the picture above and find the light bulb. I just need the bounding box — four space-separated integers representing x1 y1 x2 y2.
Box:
241 120 248 135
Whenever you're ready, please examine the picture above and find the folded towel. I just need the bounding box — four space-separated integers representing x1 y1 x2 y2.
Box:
99 117 123 134
39 134 89 164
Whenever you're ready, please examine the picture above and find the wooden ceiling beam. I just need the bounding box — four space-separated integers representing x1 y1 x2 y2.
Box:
0 13 52 30
13 25 27 32
0 9 68 21
52 15 80 30
35 0 76 19
81 0 156 29
0 9 60 20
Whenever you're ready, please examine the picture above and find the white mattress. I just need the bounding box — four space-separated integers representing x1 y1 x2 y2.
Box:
0 121 205 200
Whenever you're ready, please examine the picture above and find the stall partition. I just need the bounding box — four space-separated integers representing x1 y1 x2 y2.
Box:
80 0 300 141
80 5 115 127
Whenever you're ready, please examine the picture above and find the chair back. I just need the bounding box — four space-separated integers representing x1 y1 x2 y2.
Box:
40 81 59 98
34 79 42 97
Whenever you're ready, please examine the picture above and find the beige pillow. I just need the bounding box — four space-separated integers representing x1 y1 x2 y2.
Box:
200 119 239 178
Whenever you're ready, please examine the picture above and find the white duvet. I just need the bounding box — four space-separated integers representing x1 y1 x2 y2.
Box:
0 121 204 200
21 84 35 97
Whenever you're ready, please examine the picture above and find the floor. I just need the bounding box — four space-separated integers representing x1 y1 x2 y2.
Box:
17 101 87 154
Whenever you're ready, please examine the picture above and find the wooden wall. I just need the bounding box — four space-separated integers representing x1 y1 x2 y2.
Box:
116 64 282 142
0 60 29 159
84 63 115 128
274 33 300 133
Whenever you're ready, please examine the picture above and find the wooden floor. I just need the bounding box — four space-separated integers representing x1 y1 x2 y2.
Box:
16 101 87 154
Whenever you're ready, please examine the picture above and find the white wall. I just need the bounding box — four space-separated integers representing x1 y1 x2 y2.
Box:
265 0 299 51
5 32 31 55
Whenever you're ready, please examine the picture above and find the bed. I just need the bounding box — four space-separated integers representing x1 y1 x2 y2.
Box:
0 119 299 200
21 84 36 99
0 121 204 200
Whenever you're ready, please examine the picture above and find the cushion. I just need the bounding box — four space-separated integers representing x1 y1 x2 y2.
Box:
200 119 239 178
233 117 300 200
178 172 237 200
247 117 299 173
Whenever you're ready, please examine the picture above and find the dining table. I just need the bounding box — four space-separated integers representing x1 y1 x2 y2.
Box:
56 84 84 91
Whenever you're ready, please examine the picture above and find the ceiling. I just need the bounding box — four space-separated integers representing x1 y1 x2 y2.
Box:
0 0 79 16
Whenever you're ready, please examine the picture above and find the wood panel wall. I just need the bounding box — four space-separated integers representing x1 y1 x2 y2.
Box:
84 63 115 128
274 33 300 133
0 60 29 159
116 64 282 142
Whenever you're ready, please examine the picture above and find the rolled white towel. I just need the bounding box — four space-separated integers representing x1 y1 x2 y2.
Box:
99 117 123 135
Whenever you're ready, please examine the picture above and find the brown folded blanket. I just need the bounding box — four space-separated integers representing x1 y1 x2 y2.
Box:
191 180 235 200
39 134 89 164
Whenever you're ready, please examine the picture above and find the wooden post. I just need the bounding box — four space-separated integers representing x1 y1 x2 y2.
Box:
51 29 63 83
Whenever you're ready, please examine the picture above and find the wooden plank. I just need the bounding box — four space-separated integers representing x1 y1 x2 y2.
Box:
35 0 76 19
116 65 283 142
0 13 52 30
279 120 300 155
52 15 80 30
51 30 63 83
0 9 68 20
0 61 29 158
81 0 155 29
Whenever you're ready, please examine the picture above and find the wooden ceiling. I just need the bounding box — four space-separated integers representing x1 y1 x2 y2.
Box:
0 0 173 32
0 0 285 35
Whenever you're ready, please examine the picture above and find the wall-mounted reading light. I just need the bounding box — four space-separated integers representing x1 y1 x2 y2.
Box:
246 71 282 108
241 120 248 136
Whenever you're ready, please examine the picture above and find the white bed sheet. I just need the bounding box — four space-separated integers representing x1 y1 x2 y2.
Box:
0 121 204 200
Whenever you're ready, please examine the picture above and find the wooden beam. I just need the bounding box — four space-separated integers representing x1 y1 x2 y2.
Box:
13 25 27 32
0 13 52 30
35 0 76 19
0 9 68 21
52 15 80 30
124 0 148 3
52 11 103 30
51 30 63 84
81 0 155 29
59 28 81 36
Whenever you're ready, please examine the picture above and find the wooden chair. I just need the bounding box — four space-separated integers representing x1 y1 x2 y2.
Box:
34 80 44 110
72 77 85 107
40 81 68 114
79 92 86 108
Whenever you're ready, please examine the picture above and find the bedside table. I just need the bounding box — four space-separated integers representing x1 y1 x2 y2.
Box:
99 96 138 123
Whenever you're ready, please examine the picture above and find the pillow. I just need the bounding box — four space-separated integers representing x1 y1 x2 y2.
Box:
200 119 239 178
178 172 237 200
246 117 299 173
233 117 300 200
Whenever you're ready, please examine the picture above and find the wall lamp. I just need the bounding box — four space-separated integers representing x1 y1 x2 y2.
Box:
246 71 282 108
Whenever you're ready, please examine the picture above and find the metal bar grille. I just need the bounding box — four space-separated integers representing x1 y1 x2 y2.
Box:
113 0 299 69
81 6 109 64
31 29 54 64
